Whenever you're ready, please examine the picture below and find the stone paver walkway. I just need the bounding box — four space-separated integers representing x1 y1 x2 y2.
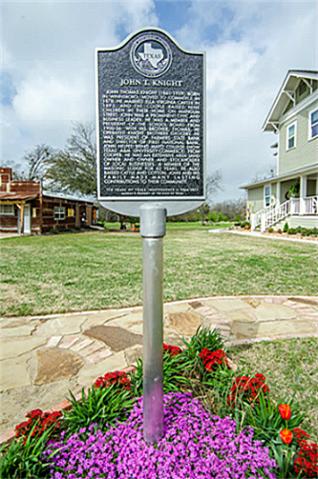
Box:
1 295 318 434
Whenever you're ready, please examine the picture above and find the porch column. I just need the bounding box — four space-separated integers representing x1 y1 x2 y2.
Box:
276 182 281 206
17 201 25 234
260 214 266 233
250 213 256 230
299 175 307 214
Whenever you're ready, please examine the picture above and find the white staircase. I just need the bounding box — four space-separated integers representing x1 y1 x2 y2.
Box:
251 198 304 232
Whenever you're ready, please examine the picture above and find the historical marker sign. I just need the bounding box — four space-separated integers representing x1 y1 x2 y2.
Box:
96 28 206 444
96 28 205 216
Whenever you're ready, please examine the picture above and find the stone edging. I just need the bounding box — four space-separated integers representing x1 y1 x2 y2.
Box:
0 366 135 447
1 294 317 322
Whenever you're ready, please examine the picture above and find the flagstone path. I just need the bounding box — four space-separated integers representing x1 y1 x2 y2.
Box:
1 295 318 435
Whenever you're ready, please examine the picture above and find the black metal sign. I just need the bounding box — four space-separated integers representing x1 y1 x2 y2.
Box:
96 28 205 205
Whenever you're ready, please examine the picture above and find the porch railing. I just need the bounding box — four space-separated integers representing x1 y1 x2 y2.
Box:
263 200 291 230
250 195 318 231
303 195 318 214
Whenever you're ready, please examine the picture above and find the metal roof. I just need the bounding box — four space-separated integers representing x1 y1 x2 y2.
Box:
43 191 97 203
263 70 318 132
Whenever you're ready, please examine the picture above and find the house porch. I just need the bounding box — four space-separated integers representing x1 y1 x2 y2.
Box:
249 172 318 231
0 196 40 235
275 173 318 215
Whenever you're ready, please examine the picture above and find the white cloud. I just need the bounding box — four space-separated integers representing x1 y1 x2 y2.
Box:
0 0 158 166
175 0 317 200
0 0 317 201
13 68 90 123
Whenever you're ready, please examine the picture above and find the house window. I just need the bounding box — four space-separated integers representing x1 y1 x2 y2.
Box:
309 108 318 139
286 121 296 150
54 206 66 220
264 185 272 207
0 204 15 215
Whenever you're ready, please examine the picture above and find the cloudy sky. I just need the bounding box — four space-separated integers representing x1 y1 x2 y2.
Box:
0 0 317 200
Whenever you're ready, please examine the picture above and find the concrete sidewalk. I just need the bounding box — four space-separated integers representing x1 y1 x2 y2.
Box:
1 295 318 434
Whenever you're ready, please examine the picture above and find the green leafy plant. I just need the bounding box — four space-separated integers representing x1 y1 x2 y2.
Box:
283 222 289 233
232 394 304 478
180 327 225 376
131 353 191 397
63 384 134 433
287 183 300 199
241 394 303 444
287 226 318 237
199 365 235 417
0 422 56 479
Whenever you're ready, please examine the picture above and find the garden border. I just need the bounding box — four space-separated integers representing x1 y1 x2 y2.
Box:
0 366 136 446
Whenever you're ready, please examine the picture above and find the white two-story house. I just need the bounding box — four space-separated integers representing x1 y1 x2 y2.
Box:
242 70 318 231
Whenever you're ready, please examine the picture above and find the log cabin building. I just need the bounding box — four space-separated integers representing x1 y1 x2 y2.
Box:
0 167 98 234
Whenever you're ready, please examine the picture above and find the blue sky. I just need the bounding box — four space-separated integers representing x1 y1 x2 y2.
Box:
0 0 317 200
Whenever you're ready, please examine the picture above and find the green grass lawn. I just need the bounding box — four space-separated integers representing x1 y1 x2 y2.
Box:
1 228 317 316
230 337 318 440
104 220 233 230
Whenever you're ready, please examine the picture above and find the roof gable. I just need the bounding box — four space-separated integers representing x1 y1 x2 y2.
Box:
263 70 318 132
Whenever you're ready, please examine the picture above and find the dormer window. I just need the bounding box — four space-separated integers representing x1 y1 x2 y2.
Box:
309 108 318 140
286 121 297 150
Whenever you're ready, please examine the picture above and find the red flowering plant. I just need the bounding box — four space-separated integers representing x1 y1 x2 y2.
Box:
276 405 317 478
94 370 131 390
15 409 62 443
163 343 182 356
276 425 318 478
258 403 313 478
280 428 293 445
294 438 318 478
278 403 292 421
227 373 270 406
293 427 311 445
199 348 230 373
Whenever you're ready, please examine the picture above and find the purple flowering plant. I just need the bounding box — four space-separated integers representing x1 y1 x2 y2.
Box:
44 392 277 479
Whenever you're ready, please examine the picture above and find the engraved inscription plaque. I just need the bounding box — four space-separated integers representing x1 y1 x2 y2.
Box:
96 28 205 216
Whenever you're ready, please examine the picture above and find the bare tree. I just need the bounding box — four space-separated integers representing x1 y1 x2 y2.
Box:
10 145 53 180
46 122 97 195
211 198 246 221
198 170 222 223
206 170 222 203
24 144 53 181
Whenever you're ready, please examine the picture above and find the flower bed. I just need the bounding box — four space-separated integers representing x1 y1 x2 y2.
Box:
44 393 276 479
1 328 317 479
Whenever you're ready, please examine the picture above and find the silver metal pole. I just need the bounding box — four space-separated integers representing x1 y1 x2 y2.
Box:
140 203 166 444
